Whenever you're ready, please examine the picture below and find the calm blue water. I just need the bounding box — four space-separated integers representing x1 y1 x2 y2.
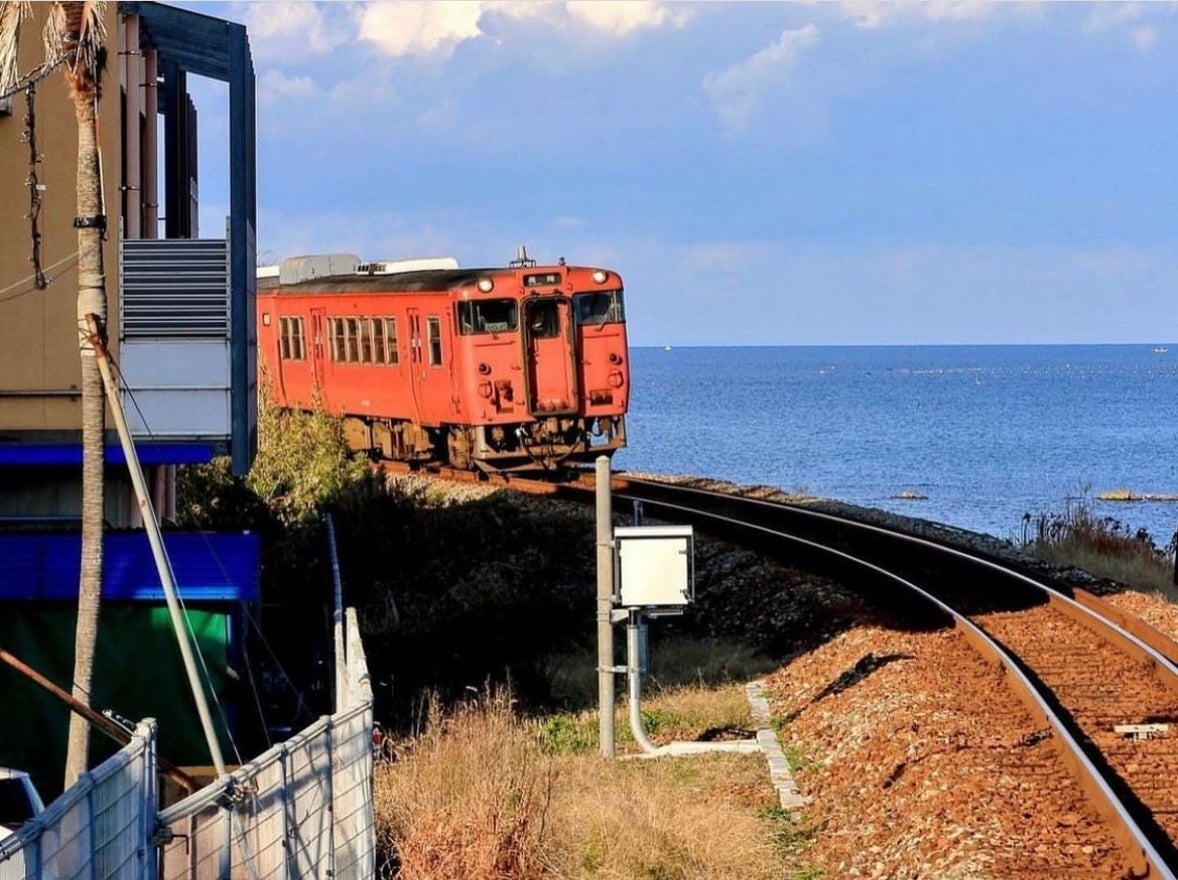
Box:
615 345 1178 545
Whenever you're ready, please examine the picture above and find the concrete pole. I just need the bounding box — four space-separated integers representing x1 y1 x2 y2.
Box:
596 456 615 758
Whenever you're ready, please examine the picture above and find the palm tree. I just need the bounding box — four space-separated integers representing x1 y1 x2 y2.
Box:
0 0 108 788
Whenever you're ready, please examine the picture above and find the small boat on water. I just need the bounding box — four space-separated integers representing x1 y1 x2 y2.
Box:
1154 346 1168 354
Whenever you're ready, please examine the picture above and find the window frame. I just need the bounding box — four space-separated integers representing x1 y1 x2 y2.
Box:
426 316 443 366
385 317 399 365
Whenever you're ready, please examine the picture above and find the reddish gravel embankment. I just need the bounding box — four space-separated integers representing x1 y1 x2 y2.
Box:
397 471 1178 877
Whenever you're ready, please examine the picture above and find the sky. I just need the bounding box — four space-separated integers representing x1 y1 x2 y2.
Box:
176 1 1178 347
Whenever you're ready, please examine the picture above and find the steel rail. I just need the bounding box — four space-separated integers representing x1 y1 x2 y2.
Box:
607 488 1174 879
614 477 1178 692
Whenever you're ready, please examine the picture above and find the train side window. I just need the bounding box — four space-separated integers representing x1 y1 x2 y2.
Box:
385 318 399 365
280 317 305 360
278 317 292 360
330 318 346 362
359 317 374 364
345 317 360 362
372 317 386 364
427 316 442 366
291 317 305 360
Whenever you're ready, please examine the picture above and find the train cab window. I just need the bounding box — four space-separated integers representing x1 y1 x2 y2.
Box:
278 316 305 360
384 317 399 365
359 317 374 364
345 318 360 362
427 317 443 366
457 299 518 335
525 299 560 339
573 290 625 326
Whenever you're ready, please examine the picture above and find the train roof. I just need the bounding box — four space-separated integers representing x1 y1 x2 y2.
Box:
257 267 494 294
257 266 615 294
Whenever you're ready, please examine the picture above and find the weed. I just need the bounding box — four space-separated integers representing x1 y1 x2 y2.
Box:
1021 486 1177 597
539 713 596 756
757 805 818 858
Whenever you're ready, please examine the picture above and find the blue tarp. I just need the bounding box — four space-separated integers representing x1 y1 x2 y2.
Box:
0 531 260 601
0 443 216 466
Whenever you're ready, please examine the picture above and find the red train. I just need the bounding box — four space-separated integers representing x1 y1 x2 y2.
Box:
256 251 629 473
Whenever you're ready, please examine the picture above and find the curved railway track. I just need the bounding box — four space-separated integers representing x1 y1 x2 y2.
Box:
384 462 1178 877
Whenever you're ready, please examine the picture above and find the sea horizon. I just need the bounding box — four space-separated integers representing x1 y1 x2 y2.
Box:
618 343 1178 545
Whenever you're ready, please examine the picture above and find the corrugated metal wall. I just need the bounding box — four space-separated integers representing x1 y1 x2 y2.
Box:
121 240 228 338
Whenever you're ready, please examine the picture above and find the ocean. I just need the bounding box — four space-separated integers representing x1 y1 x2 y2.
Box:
615 345 1178 547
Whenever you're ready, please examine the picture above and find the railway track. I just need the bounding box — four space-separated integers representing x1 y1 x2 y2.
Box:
384 463 1178 876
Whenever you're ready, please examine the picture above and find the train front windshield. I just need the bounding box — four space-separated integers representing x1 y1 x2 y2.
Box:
458 299 519 334
573 291 625 326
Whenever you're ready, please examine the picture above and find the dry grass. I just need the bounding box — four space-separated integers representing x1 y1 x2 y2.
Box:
1022 490 1176 597
375 687 801 879
375 690 554 880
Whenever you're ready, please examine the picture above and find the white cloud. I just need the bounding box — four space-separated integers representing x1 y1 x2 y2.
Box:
356 0 689 59
838 2 998 30
702 25 819 132
1085 3 1163 52
1132 26 1158 51
235 2 353 60
1084 3 1146 33
357 2 484 59
565 1 690 35
258 69 320 105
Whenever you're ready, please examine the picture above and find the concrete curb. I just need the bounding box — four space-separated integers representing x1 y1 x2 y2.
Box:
746 679 809 810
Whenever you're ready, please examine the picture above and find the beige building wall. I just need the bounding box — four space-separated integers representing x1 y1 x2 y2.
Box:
0 2 122 436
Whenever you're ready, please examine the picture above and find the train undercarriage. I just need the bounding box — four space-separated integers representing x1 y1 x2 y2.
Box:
343 414 626 474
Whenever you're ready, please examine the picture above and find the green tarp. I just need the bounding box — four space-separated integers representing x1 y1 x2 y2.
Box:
0 604 231 798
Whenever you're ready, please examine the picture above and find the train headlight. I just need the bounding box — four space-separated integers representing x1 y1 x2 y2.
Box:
608 353 622 365
477 277 494 292
608 370 624 388
478 381 493 398
478 362 492 375
592 270 608 284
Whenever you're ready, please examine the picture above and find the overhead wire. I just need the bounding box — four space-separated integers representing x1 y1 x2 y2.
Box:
0 250 79 304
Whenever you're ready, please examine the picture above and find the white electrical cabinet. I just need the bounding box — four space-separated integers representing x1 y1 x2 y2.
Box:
614 525 694 609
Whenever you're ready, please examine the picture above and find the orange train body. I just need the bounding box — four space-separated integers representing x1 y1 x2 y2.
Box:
256 255 629 472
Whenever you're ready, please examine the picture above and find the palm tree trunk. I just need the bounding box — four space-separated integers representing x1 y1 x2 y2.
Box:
63 28 106 788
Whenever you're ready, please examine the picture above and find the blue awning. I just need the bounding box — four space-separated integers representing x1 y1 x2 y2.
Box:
0 444 216 466
0 531 260 602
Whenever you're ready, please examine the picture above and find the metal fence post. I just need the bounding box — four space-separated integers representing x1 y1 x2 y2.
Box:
139 720 158 880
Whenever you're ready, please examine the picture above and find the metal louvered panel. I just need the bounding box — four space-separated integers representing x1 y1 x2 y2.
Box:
121 239 229 337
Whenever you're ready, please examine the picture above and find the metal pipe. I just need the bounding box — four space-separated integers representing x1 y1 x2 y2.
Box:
596 455 615 758
626 611 658 753
86 314 228 778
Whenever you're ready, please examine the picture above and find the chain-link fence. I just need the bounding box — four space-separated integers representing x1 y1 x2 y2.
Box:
0 720 157 880
0 609 373 880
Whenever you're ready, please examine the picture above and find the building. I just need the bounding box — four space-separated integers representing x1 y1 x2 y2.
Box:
0 2 259 794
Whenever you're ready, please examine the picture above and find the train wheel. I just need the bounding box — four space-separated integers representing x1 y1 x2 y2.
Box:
446 427 473 470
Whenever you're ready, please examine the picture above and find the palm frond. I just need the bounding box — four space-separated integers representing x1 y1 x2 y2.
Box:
43 1 106 98
0 1 28 97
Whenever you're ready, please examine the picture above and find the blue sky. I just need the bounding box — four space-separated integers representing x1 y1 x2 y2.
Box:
178 2 1178 346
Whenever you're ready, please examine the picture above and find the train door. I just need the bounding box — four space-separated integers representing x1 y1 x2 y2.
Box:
406 308 424 421
309 307 327 406
522 297 579 415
